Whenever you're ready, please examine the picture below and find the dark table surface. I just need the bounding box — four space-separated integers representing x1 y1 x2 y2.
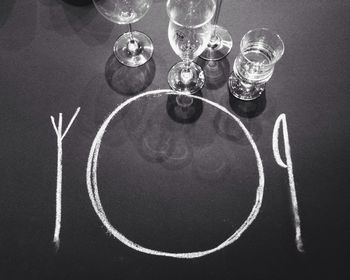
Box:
1 0 350 279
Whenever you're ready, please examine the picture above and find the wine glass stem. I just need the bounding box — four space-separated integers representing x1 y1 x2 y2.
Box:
210 0 223 42
128 24 134 41
181 60 193 85
126 24 140 56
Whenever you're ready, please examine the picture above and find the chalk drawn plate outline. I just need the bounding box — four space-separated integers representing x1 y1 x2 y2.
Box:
86 89 265 259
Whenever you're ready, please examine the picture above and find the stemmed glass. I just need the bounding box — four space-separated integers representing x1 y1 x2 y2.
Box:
167 0 216 94
200 0 232 61
93 0 154 67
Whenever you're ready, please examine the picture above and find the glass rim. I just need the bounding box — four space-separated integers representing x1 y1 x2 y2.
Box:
166 0 216 28
240 27 285 65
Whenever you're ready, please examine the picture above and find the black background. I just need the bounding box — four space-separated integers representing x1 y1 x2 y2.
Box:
0 0 349 279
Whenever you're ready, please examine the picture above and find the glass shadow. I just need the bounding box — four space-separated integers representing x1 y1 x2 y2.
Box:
228 90 266 118
196 56 230 90
166 92 203 124
62 0 92 6
0 0 16 28
105 54 155 96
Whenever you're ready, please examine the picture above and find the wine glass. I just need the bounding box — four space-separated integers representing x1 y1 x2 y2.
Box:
93 0 154 67
167 0 216 94
200 0 232 61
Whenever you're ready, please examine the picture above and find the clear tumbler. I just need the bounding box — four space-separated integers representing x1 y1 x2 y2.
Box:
228 28 284 100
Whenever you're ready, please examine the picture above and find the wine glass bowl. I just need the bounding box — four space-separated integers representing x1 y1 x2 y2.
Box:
167 0 215 28
93 0 154 67
168 22 212 62
93 0 151 24
167 0 216 94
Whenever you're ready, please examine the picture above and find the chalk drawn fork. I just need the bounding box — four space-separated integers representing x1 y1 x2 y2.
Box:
50 107 80 251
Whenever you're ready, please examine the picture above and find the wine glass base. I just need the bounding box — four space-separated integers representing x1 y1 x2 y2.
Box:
168 61 205 94
228 72 265 101
200 25 233 61
113 31 154 68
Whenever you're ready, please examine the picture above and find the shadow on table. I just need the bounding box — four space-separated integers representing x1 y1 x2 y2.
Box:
213 92 265 146
196 57 231 90
0 0 16 28
0 1 37 51
105 54 156 96
136 118 194 170
229 90 266 118
46 0 114 46
166 91 203 124
120 93 195 170
62 0 92 6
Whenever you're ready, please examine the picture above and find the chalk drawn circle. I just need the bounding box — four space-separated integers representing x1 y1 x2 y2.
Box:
86 89 265 259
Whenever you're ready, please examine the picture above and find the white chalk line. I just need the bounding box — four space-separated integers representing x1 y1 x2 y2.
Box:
272 113 304 252
86 89 265 258
51 107 81 251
